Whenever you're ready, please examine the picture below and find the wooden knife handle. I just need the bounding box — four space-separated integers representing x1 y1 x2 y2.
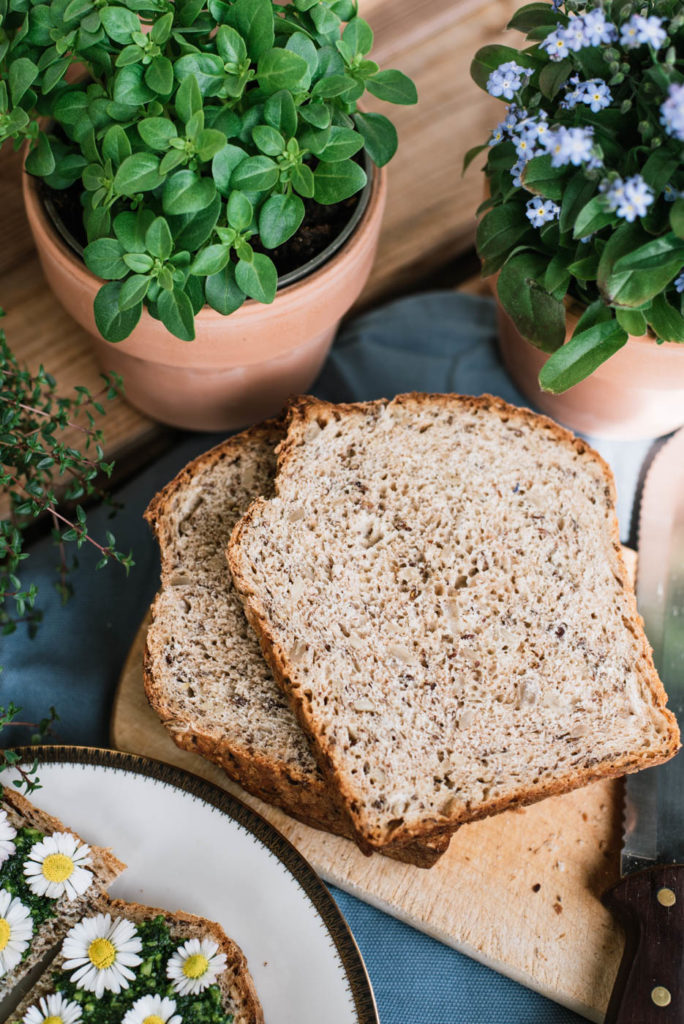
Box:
603 864 684 1023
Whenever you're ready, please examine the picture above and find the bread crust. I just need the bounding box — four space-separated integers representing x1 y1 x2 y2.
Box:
228 392 681 851
143 426 448 868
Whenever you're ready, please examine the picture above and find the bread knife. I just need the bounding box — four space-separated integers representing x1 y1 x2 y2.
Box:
603 428 684 1023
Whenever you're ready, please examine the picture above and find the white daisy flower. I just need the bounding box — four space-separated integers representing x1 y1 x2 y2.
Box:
0 889 34 976
0 809 17 865
166 936 227 996
122 993 182 1024
22 992 83 1024
61 913 143 997
23 832 93 901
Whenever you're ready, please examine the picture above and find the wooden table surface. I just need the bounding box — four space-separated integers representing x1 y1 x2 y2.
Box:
2 0 522 517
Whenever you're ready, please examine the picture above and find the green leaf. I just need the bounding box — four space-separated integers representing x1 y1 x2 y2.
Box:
94 281 142 342
25 133 55 176
264 90 298 138
189 244 231 276
252 124 285 156
316 126 364 163
286 31 318 82
670 199 684 240
235 253 277 303
113 64 154 105
226 190 253 231
343 16 373 56
231 154 279 191
169 192 221 250
138 117 177 151
175 74 202 123
158 287 196 340
42 57 70 94
145 55 174 95
310 2 340 36
520 155 564 201
313 158 366 204
497 253 567 353
118 274 150 311
195 129 228 162
567 254 599 280
212 143 248 195
216 24 247 64
123 252 155 273
257 48 309 94
572 195 616 240
648 293 684 343
259 193 305 248
543 255 570 295
507 3 564 31
470 45 539 93
205 262 245 314
291 161 314 198
616 308 647 336
462 143 488 174
100 5 140 43
300 101 331 129
640 150 680 194
113 209 155 252
175 53 226 97
84 237 127 280
354 112 397 168
538 58 572 101
476 203 531 263
102 124 132 165
150 10 173 44
366 69 417 105
229 0 274 60
162 170 217 215
599 226 684 307
558 173 596 235
539 319 628 393
114 152 164 196
9 57 39 104
145 216 173 259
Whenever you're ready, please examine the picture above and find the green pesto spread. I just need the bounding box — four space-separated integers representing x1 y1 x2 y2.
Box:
54 917 234 1024
0 826 57 928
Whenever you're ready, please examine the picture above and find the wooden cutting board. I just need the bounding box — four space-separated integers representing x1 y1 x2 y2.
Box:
112 547 637 1023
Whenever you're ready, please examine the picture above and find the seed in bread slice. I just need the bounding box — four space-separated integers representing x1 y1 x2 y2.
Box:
143 423 448 867
0 789 125 998
228 393 681 851
9 898 263 1024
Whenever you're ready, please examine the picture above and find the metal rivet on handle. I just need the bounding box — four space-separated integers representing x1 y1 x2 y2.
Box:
652 987 672 1007
657 888 676 907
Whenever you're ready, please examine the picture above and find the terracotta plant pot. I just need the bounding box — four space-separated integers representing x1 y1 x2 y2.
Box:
22 164 387 431
496 302 684 442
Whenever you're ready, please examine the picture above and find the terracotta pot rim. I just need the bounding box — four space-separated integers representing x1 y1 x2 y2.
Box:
22 159 387 327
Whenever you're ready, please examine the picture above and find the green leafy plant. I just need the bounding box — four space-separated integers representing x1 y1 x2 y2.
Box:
0 311 133 787
469 0 684 393
0 0 417 342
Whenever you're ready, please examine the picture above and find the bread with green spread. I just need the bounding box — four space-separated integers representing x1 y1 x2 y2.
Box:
144 423 449 868
0 789 125 998
228 393 680 852
10 899 263 1024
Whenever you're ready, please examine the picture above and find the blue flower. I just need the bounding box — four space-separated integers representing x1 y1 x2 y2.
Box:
620 14 667 50
541 11 617 60
581 79 612 113
661 83 684 143
605 175 654 222
663 183 682 203
582 9 618 46
675 272 684 294
510 158 525 187
526 196 560 228
542 126 595 168
541 29 570 61
486 62 531 100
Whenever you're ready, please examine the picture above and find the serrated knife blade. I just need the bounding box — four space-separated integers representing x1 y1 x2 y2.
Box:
602 428 684 1024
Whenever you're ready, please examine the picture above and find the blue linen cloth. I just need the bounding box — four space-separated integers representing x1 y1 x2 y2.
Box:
2 291 659 1023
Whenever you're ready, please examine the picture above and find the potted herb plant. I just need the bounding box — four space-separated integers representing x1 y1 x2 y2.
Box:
2 0 416 430
469 0 684 439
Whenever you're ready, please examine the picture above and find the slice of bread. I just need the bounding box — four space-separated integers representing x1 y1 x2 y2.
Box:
9 898 263 1024
228 393 681 851
0 789 125 997
144 424 448 868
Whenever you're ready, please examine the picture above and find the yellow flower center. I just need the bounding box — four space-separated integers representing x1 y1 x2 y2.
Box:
88 937 116 970
183 953 209 979
42 853 75 883
43 1017 63 1024
0 918 10 951
142 1016 165 1024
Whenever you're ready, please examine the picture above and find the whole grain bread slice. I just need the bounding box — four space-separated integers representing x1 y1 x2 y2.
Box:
144 424 448 868
228 393 681 852
0 789 125 998
10 898 263 1024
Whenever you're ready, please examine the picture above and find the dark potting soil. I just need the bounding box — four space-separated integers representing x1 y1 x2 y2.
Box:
43 179 361 278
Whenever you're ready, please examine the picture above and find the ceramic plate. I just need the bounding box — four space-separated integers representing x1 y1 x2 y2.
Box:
7 746 378 1024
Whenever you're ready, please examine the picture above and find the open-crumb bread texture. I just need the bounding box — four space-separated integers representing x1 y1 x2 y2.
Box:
228 393 681 851
143 423 448 868
0 789 125 998
10 899 263 1024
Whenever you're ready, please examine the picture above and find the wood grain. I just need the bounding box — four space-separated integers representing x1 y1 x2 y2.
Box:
112 549 639 1022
